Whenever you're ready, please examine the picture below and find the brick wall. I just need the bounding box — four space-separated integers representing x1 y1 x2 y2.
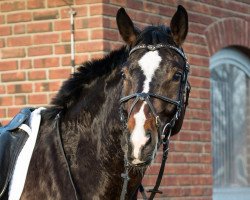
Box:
0 0 249 199
0 0 107 124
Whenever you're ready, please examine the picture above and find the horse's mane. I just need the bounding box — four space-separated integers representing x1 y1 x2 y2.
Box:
44 45 128 118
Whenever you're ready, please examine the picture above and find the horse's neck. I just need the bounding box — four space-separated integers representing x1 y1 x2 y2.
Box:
62 67 123 157
58 71 127 198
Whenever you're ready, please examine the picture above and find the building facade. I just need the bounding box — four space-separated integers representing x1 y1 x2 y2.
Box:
0 0 249 199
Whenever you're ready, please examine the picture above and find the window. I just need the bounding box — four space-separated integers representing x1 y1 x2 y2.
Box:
211 47 250 200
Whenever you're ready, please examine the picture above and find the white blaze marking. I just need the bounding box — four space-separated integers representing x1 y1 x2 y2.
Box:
131 102 147 160
131 51 162 161
139 51 162 92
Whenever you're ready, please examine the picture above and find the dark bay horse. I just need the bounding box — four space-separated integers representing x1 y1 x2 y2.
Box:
20 5 189 200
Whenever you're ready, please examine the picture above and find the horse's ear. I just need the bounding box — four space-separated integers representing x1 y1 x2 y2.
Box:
116 7 138 45
170 5 188 47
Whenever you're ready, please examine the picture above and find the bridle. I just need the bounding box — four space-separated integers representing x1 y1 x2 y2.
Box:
120 43 190 136
119 43 191 200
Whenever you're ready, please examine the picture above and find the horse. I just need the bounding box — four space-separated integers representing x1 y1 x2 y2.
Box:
8 5 190 200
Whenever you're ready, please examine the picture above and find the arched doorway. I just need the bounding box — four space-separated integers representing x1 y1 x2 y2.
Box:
211 47 250 200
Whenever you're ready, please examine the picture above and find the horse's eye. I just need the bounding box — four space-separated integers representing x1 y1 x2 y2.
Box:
173 72 182 81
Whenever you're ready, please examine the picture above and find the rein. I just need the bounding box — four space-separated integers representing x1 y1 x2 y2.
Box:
55 113 79 200
120 43 190 200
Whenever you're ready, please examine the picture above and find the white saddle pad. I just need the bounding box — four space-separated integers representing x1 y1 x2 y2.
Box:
8 107 45 200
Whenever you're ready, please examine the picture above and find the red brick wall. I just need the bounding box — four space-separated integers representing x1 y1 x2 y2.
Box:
0 0 249 199
0 0 106 124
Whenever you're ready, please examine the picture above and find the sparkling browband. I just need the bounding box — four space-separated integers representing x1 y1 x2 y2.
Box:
129 43 189 70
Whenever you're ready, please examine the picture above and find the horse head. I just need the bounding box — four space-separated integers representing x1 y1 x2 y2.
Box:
117 6 190 167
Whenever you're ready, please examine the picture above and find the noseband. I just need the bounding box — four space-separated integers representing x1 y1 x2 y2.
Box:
120 43 190 200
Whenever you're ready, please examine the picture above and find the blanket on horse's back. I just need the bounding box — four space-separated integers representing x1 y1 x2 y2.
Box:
0 107 45 200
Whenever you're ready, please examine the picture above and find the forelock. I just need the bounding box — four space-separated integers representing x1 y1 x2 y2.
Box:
135 25 174 46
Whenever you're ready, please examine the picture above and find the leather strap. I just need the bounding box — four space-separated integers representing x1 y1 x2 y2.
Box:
55 113 79 200
120 158 130 200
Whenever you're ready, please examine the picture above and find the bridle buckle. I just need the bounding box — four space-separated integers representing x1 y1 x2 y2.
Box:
138 93 148 101
155 116 160 127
